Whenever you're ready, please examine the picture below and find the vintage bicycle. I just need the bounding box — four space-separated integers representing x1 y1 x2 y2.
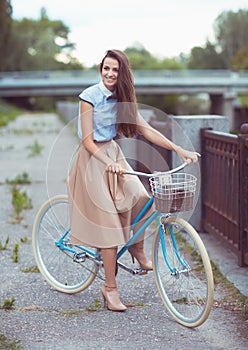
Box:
32 162 214 328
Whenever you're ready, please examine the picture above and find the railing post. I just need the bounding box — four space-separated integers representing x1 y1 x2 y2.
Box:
238 123 248 266
200 127 212 232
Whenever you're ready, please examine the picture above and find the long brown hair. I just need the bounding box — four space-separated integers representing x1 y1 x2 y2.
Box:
99 50 138 137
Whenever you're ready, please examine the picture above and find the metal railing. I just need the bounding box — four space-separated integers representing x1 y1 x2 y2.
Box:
201 124 248 266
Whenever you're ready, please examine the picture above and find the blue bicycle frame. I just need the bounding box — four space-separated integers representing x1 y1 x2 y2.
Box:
55 195 188 275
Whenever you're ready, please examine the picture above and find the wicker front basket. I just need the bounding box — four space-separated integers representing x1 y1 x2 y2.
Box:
149 173 197 213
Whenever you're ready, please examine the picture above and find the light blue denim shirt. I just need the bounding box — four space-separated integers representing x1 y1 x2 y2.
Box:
78 81 117 141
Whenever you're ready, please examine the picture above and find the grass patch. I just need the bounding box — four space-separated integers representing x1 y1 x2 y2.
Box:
0 100 23 127
21 265 39 273
6 172 32 185
0 235 10 250
0 334 23 350
86 298 102 312
125 301 148 308
26 140 44 157
211 260 248 321
12 243 19 263
60 309 84 317
11 185 33 222
0 298 16 310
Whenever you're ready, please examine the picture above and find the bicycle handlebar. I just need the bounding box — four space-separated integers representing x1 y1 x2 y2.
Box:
124 161 190 178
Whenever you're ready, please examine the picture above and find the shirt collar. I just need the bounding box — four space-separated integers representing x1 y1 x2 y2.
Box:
99 80 116 99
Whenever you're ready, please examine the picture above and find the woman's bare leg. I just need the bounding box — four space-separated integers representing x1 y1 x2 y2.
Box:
101 247 118 286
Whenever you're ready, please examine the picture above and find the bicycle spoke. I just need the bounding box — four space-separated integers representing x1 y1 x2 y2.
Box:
153 216 214 327
32 195 98 293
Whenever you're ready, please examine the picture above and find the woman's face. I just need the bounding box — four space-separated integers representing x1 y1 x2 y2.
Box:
101 57 119 91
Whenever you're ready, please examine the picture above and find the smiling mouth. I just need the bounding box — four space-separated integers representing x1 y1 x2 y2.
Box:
106 78 115 83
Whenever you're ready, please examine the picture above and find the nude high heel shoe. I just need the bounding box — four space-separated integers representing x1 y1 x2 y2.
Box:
100 284 127 312
128 241 153 271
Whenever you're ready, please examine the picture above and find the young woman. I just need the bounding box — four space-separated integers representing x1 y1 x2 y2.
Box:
67 49 199 312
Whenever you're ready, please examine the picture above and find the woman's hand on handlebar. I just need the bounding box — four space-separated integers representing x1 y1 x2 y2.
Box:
176 147 201 164
107 162 125 174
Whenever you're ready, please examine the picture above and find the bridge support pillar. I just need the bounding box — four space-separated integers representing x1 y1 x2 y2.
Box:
209 93 236 131
171 115 229 231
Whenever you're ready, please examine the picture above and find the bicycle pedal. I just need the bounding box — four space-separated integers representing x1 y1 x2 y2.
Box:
134 267 148 275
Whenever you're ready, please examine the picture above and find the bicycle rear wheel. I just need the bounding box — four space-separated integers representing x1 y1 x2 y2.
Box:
152 216 214 327
32 195 98 294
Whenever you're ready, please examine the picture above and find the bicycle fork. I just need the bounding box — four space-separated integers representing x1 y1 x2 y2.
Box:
159 216 191 278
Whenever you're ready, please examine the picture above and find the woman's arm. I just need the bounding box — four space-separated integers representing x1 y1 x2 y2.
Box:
80 101 123 173
136 112 200 163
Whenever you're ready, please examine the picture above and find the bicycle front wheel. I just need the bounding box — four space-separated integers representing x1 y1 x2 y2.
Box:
32 195 98 294
152 216 214 328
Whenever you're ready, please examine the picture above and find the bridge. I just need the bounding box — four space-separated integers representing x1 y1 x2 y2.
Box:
1 69 248 97
1 69 248 128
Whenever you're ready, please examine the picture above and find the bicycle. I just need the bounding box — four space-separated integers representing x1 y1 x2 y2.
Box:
32 162 214 328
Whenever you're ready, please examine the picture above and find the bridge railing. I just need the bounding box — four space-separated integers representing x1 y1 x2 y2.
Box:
1 69 248 80
201 124 248 266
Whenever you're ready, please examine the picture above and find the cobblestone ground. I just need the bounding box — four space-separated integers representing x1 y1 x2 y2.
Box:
0 113 247 350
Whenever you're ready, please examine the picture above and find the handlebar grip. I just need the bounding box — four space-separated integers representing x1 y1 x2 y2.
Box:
124 162 189 178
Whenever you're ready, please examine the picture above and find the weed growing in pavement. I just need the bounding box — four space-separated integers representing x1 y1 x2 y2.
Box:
12 243 19 263
11 185 33 222
86 298 102 312
0 235 10 250
20 236 28 243
6 172 32 185
21 265 39 273
239 295 248 320
60 309 84 317
26 139 44 157
0 334 23 350
0 297 16 310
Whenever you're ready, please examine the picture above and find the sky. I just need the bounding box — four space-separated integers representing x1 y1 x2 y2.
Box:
11 0 248 67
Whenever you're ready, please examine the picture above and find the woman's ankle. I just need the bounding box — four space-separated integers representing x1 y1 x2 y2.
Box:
104 283 117 292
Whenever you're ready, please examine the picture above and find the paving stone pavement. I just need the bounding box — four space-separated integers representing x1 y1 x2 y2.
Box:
0 113 247 350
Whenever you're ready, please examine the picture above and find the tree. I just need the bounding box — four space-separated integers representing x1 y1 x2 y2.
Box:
124 43 185 70
214 9 248 68
5 7 83 71
231 45 248 70
124 44 158 69
188 41 225 69
187 9 248 69
0 0 12 71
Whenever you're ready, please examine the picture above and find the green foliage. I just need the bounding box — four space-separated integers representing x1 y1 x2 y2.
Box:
124 44 185 70
0 235 10 250
0 0 12 71
239 295 248 321
86 298 102 311
188 41 225 69
231 45 248 70
6 172 32 185
214 9 248 68
12 243 19 263
137 94 180 115
4 8 83 71
21 265 39 273
11 185 33 221
0 297 16 310
187 9 248 70
0 334 23 350
26 140 44 157
0 100 22 127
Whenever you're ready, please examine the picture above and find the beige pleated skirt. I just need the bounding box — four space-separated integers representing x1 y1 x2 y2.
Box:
67 140 155 248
